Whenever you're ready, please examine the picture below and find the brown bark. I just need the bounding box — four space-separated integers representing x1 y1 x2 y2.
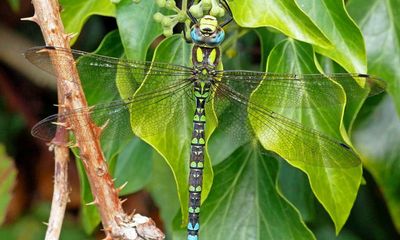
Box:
23 0 164 239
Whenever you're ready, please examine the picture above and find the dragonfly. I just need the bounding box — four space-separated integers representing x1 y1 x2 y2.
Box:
26 10 385 240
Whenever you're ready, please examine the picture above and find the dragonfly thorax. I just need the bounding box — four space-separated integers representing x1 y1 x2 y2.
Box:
192 45 220 68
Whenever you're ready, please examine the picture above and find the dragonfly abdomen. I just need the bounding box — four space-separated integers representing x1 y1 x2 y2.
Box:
188 90 208 239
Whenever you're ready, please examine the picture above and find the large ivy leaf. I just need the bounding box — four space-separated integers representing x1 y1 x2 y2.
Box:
353 96 400 232
347 0 400 114
315 57 370 136
130 35 218 226
296 0 367 73
249 39 362 232
228 0 366 73
60 0 115 43
196 144 315 240
348 0 400 231
227 0 332 49
278 161 316 222
0 144 16 225
116 0 162 60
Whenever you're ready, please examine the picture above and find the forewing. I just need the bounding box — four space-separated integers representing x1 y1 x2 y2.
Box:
24 46 193 102
218 71 386 109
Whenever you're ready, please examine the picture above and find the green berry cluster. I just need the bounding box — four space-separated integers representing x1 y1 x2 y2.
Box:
154 0 226 37
189 0 225 19
153 0 187 37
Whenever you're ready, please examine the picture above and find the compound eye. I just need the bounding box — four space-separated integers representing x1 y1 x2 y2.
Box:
190 26 205 45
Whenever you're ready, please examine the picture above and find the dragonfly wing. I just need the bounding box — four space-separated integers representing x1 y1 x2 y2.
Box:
31 100 133 144
27 46 195 143
218 72 386 109
130 79 196 138
24 46 193 101
214 82 361 168
31 79 194 144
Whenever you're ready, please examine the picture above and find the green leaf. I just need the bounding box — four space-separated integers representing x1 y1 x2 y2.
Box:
0 144 16 225
116 0 162 60
347 0 400 114
255 28 286 71
353 96 400 232
7 0 20 12
60 0 115 43
130 35 218 226
315 57 369 134
191 144 315 239
278 161 316 222
250 39 362 232
0 203 93 239
113 138 153 195
227 0 332 48
147 154 180 237
348 0 400 231
296 0 367 73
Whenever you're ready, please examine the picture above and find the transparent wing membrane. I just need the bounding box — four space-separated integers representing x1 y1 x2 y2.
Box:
31 76 194 143
214 82 360 168
26 46 385 168
24 46 192 78
217 71 386 108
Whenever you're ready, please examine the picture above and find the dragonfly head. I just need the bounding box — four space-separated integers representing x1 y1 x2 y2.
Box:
199 15 218 34
191 15 225 47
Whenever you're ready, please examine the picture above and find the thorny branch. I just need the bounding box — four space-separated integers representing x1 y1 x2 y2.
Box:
22 0 164 239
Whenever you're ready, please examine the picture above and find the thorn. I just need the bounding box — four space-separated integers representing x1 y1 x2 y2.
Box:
37 48 53 53
42 222 49 226
21 15 38 23
47 143 55 151
120 198 128 204
99 119 110 133
64 32 77 41
69 142 79 148
85 198 98 206
51 121 67 127
117 181 128 193
128 209 136 218
53 104 66 108
102 226 112 233
112 178 117 182
93 119 110 138
87 105 95 111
